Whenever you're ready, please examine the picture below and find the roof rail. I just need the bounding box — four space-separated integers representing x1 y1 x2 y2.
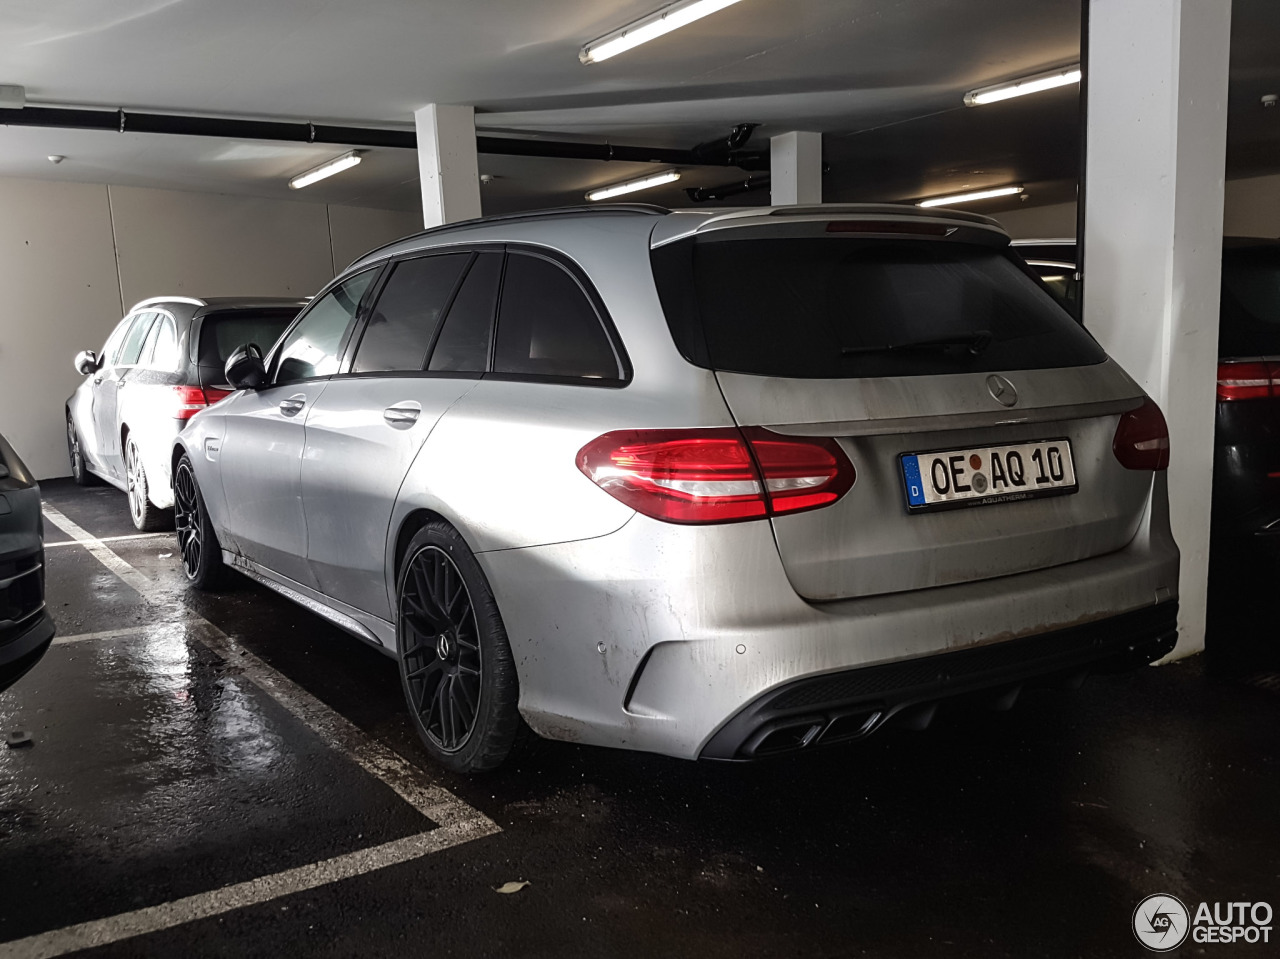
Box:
128 295 208 313
349 203 670 268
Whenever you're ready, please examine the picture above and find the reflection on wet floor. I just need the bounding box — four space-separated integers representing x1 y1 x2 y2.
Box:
0 623 428 944
2 479 1278 958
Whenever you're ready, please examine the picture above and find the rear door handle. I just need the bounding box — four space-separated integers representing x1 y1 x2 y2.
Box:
279 395 307 417
383 403 421 427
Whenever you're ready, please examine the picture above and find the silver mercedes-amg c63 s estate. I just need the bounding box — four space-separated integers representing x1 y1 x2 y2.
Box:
171 203 1180 773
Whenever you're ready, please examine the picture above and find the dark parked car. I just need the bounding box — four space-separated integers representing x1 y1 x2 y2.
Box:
1015 237 1280 668
66 296 306 530
0 433 54 693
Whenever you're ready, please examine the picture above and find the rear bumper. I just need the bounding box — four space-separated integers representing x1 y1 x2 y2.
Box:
701 601 1178 759
481 474 1180 761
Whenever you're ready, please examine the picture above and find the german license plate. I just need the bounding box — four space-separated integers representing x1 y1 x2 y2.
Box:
900 439 1077 512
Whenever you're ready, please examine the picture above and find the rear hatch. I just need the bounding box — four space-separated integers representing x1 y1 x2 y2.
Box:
1214 241 1280 529
651 210 1152 602
194 308 300 391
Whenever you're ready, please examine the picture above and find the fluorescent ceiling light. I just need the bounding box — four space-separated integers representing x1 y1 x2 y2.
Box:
586 170 682 201
288 151 361 189
581 0 745 64
917 185 1024 208
964 65 1082 106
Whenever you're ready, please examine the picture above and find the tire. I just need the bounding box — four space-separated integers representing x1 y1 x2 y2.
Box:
173 453 225 591
125 436 172 532
66 416 94 486
397 522 526 773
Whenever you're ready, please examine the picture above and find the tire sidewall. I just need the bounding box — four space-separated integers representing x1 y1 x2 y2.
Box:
397 522 520 774
176 455 223 590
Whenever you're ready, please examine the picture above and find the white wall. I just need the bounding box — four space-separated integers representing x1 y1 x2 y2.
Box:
0 175 418 479
1222 172 1280 237
992 201 1078 239
995 174 1280 239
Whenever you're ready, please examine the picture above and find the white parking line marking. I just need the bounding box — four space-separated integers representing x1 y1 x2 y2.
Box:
11 508 501 958
54 624 192 645
41 505 157 598
3 823 491 959
44 532 172 548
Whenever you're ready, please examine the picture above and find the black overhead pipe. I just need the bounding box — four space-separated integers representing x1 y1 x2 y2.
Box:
685 174 771 202
0 104 768 170
686 162 830 203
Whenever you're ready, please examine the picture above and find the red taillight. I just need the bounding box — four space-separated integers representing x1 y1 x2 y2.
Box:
576 427 855 525
1113 398 1170 471
170 386 231 421
1216 359 1280 401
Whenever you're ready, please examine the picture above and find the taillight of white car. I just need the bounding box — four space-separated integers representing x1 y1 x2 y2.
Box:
169 385 233 421
577 427 856 524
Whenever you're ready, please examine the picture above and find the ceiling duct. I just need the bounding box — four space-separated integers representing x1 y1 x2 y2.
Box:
0 105 768 171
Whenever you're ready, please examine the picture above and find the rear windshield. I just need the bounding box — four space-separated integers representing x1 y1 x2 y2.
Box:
1220 246 1280 357
198 309 299 367
652 236 1106 378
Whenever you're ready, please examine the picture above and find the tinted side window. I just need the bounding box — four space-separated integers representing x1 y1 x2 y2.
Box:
428 252 501 373
494 253 620 380
353 254 470 373
101 318 133 365
274 269 377 385
117 312 158 367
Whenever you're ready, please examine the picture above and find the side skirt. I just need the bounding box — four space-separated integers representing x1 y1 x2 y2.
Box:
224 552 397 656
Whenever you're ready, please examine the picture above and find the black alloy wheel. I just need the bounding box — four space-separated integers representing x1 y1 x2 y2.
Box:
173 454 224 590
397 522 525 773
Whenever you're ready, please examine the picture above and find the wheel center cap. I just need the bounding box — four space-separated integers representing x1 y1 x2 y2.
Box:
436 633 452 660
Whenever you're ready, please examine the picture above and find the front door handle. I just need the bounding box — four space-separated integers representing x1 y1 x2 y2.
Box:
383 403 421 427
279 395 307 417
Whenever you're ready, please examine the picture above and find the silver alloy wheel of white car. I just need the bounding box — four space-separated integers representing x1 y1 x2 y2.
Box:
125 436 169 532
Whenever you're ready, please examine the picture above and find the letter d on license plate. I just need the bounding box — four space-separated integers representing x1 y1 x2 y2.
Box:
900 438 1077 512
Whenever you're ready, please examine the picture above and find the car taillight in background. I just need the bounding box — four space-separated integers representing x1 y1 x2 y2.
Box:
577 427 856 525
1113 397 1170 471
169 386 233 421
1216 359 1280 401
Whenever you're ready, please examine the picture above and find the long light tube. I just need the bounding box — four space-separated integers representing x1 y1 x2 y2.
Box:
917 185 1024 208
964 65 1082 106
586 170 681 201
580 0 745 64
288 151 362 189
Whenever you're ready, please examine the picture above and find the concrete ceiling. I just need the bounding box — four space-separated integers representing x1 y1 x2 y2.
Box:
0 0 1276 216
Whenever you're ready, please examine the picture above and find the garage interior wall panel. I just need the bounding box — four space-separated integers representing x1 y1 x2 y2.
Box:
108 185 334 307
0 175 419 479
0 178 123 481
326 204 420 273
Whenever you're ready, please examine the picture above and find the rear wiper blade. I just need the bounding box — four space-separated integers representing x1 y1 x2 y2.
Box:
841 330 993 356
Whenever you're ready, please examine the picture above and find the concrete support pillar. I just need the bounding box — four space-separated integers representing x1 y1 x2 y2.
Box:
1082 0 1232 657
769 131 822 205
414 104 482 228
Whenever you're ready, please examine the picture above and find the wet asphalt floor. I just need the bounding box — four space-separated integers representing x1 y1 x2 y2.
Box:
1 480 1278 958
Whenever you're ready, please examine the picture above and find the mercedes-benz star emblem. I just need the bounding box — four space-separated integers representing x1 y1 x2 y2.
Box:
986 374 1018 407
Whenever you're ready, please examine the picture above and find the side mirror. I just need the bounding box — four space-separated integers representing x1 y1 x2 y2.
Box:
225 343 267 391
74 350 97 376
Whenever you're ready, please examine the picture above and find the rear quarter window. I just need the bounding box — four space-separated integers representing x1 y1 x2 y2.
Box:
652 236 1105 378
